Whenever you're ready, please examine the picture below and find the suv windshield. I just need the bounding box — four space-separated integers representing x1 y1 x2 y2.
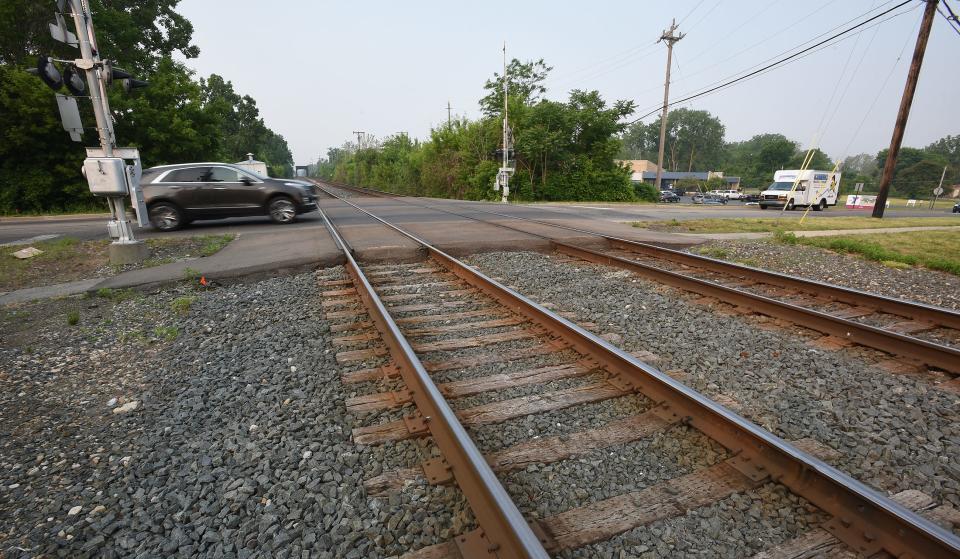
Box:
766 181 796 191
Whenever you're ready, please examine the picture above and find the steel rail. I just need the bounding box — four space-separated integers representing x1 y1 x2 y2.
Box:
317 183 960 558
318 181 960 375
316 198 550 558
325 180 960 331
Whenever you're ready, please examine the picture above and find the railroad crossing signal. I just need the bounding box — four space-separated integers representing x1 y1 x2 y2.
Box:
25 0 152 264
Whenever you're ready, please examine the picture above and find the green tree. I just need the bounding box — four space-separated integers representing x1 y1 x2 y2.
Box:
0 0 199 72
619 109 725 172
479 58 552 117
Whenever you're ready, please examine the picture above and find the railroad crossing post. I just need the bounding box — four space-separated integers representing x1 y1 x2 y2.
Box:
66 0 148 264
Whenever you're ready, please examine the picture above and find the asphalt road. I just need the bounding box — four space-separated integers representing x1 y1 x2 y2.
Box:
0 199 955 245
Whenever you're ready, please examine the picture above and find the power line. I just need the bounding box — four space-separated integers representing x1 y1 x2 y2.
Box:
625 0 914 125
938 4 960 35
677 0 707 25
840 7 924 158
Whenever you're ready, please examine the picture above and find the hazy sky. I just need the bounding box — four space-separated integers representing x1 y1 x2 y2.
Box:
177 0 959 166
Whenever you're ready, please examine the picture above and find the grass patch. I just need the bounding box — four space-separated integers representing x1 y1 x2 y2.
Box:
632 216 960 234
171 296 195 315
774 230 960 276
153 325 179 341
0 233 236 292
695 246 730 259
0 237 109 292
199 234 234 256
66 309 80 326
182 267 201 281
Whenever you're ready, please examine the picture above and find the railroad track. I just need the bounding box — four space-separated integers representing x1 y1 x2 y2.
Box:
313 185 960 558
317 180 960 389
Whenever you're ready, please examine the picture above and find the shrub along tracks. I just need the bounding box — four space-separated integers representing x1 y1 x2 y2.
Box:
314 184 960 558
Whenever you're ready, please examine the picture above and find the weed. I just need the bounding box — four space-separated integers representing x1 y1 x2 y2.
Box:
199 234 235 257
93 287 136 301
881 260 912 270
182 267 201 281
119 330 148 343
735 258 761 268
697 247 730 260
773 230 799 245
171 296 195 315
153 325 179 341
67 310 80 326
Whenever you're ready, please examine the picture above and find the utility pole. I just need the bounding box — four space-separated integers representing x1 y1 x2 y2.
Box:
446 101 453 128
654 19 684 193
872 0 938 218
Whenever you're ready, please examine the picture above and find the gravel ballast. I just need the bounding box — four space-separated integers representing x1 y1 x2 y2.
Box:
691 238 960 310
0 269 463 558
465 252 960 531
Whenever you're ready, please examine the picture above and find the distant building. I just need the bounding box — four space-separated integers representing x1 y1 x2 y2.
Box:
235 153 269 177
295 165 309 177
616 159 740 189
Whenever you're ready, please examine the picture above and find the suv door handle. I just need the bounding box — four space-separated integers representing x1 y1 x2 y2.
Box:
213 186 227 190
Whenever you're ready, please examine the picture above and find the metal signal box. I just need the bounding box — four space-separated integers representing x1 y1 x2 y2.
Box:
83 157 129 195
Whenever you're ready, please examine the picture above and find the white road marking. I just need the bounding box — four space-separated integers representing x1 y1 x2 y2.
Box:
0 234 61 247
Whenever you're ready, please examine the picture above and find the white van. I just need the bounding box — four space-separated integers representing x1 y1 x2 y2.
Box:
758 169 840 211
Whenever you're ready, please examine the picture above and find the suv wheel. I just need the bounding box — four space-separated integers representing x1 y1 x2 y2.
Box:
149 203 183 231
268 196 297 224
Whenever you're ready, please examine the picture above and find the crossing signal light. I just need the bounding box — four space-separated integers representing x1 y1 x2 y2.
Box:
62 64 86 96
28 56 63 91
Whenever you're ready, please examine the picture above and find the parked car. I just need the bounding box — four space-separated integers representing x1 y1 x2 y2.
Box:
954 201 960 213
692 194 727 205
659 190 680 203
140 163 318 231
708 189 743 200
741 193 762 203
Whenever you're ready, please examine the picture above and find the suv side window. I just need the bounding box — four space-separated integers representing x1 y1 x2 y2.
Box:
207 167 243 182
164 167 210 182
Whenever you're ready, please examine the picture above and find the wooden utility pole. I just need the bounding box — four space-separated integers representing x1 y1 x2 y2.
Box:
872 0 938 218
654 19 684 192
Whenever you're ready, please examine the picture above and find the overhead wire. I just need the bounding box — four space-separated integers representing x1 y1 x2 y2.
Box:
624 0 915 125
937 4 960 35
839 7 925 159
657 0 901 104
639 3 916 121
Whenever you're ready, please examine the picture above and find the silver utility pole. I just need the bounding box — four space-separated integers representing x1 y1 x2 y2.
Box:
446 101 452 128
67 0 147 264
496 42 514 204
654 19 684 193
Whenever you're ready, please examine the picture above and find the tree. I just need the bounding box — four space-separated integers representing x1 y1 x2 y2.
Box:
619 109 725 172
0 0 199 72
894 160 947 198
841 153 877 176
789 148 832 170
723 133 798 188
479 58 551 117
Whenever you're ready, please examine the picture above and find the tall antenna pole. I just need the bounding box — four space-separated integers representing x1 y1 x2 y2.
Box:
654 18 684 193
447 101 452 127
352 130 365 185
872 0 938 218
501 41 511 204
